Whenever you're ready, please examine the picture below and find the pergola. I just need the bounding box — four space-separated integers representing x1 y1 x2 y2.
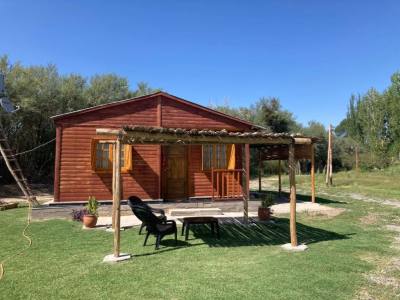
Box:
256 138 319 202
97 125 317 261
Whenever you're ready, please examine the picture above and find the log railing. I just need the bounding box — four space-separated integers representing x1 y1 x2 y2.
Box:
211 169 243 200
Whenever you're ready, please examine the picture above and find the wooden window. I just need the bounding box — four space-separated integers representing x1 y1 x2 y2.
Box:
91 140 132 172
202 144 235 170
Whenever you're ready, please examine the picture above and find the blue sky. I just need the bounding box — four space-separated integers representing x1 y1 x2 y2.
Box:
1 0 399 127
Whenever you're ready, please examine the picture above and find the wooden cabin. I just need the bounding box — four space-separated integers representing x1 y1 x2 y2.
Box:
51 92 260 202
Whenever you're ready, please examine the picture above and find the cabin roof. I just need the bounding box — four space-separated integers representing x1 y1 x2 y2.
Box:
51 91 263 130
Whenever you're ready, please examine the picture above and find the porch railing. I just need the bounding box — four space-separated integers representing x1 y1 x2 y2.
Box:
211 168 243 200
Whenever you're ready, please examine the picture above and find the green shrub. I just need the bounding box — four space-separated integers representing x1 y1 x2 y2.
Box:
85 196 100 216
260 193 275 208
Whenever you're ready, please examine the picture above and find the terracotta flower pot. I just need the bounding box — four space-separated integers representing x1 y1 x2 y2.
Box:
258 207 271 221
83 214 98 228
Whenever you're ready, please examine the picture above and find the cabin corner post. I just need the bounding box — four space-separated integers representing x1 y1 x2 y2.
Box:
288 141 298 247
113 137 122 258
54 125 62 201
311 143 316 203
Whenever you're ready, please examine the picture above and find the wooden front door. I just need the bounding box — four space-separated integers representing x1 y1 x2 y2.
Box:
164 145 188 200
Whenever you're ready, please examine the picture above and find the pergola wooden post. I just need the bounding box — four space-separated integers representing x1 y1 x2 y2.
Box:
278 160 282 197
242 144 250 224
310 143 316 203
258 149 262 192
288 142 298 247
111 142 117 230
113 138 122 257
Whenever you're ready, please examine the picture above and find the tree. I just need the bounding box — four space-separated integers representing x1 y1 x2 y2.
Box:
0 55 159 183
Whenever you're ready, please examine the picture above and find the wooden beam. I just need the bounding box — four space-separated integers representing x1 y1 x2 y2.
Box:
278 160 282 197
293 137 312 144
242 144 249 223
355 144 359 171
96 128 293 145
113 138 122 258
311 143 316 203
288 142 298 247
54 126 62 201
111 143 117 229
258 149 262 192
326 124 333 186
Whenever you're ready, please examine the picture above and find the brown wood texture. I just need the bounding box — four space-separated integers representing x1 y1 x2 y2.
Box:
260 144 312 161
54 126 62 201
288 142 298 246
113 138 121 257
212 169 243 199
164 145 187 200
278 160 282 196
54 94 253 201
311 143 316 203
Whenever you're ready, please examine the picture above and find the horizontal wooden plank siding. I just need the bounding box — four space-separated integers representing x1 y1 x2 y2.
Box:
56 98 159 201
161 96 251 131
54 94 254 202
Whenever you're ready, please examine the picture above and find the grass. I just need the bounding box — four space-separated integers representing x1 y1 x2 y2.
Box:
1 170 400 299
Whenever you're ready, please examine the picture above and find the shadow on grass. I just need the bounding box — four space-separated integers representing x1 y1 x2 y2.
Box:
253 190 347 205
133 239 197 257
189 217 352 247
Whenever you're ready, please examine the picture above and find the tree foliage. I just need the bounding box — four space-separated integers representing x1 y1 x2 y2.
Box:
338 72 400 168
0 55 159 183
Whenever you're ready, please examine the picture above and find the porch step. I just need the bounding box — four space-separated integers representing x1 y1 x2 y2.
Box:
168 208 223 217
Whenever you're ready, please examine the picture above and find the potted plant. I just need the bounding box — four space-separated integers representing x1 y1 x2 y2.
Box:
258 193 274 221
82 196 100 228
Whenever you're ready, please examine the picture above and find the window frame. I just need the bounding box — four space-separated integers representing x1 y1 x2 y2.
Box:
202 144 235 171
91 138 133 173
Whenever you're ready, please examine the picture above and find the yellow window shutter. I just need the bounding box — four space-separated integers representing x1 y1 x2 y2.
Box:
227 144 236 170
124 145 133 171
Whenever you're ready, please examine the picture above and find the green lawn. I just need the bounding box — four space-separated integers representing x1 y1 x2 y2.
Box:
1 169 400 299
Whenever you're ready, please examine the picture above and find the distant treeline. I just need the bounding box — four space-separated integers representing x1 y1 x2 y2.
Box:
336 72 400 168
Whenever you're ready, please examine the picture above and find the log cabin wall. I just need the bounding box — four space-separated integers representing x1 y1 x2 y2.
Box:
53 93 254 202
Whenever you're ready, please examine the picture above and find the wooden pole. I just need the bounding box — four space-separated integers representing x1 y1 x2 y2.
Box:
111 143 117 230
311 143 316 203
325 124 333 186
242 144 249 224
278 160 282 197
355 144 359 171
258 149 262 192
113 138 122 258
288 142 298 247
329 125 333 185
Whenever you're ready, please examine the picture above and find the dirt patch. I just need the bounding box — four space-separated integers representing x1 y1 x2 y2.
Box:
360 213 381 225
304 207 346 218
271 202 345 219
0 184 53 204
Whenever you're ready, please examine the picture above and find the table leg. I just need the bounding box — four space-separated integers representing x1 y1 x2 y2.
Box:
216 222 220 239
211 222 215 235
181 222 185 236
185 223 190 241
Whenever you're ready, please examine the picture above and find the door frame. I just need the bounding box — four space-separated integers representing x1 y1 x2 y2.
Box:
162 145 189 201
